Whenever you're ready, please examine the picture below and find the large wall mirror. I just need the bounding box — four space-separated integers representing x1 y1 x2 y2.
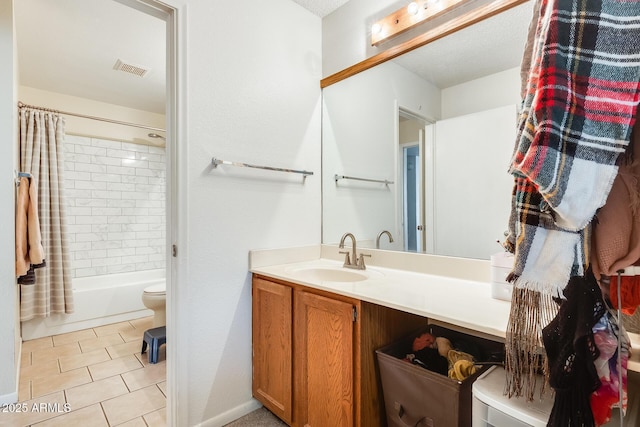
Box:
322 1 534 260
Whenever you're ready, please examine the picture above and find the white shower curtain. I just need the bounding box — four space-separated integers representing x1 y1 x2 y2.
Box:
19 108 74 320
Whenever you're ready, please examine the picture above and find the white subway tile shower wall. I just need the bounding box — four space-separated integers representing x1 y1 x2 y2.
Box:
63 135 166 278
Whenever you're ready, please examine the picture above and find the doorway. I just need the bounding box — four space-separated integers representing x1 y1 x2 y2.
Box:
403 144 421 251
13 0 178 424
397 108 430 252
112 3 178 426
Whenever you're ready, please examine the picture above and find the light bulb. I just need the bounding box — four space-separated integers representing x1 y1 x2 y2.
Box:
407 2 419 15
372 23 383 34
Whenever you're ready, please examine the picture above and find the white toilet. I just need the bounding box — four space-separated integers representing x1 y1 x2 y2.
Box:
141 283 166 328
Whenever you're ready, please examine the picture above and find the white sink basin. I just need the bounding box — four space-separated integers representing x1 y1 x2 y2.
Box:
288 266 369 283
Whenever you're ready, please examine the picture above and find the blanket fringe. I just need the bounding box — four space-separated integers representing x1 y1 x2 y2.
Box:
511 276 567 300
504 287 558 400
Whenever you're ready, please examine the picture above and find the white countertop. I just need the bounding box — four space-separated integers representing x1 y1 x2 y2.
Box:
250 245 511 339
249 244 640 373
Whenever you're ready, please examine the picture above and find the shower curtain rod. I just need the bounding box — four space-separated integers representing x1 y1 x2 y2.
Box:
17 101 166 133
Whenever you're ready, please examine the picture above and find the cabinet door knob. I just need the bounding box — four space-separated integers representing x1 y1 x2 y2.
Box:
417 225 424 231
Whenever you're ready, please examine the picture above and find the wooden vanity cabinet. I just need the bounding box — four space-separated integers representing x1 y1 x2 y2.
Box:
295 289 356 426
252 276 294 423
252 274 426 427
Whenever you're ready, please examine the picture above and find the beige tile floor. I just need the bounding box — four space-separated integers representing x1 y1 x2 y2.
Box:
2 316 166 427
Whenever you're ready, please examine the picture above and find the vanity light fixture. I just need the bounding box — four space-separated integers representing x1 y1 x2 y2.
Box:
407 2 420 16
371 0 468 46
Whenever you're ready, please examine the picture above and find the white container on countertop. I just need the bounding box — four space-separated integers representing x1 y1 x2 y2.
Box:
490 251 514 301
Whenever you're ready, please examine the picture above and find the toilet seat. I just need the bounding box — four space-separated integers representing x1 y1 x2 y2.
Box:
143 283 166 295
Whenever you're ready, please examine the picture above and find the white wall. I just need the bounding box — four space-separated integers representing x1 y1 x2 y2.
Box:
399 118 424 144
173 1 322 425
0 0 19 405
19 86 166 145
427 68 520 260
432 104 516 259
441 67 520 118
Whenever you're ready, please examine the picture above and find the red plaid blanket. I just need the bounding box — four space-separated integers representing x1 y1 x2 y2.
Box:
506 0 640 295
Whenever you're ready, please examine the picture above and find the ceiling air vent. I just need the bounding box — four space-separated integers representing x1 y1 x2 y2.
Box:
113 59 150 77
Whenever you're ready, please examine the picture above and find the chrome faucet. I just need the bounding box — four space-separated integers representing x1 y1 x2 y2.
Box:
338 232 370 270
376 230 394 249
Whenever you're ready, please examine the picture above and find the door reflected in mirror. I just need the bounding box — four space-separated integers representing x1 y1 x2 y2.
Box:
403 144 421 251
398 109 430 252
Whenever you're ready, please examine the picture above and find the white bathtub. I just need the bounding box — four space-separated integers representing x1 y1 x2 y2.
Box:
21 269 165 340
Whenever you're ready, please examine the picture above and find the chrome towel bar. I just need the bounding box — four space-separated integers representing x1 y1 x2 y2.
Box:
211 157 313 177
334 174 393 185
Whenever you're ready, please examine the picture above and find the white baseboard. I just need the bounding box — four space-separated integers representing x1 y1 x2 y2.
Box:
1 340 22 406
0 391 18 406
196 399 263 427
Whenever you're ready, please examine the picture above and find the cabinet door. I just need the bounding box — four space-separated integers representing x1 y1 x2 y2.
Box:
252 278 293 424
294 290 355 427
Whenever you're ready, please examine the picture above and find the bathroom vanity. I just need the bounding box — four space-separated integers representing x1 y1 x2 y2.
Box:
250 245 508 427
252 274 425 426
250 245 640 427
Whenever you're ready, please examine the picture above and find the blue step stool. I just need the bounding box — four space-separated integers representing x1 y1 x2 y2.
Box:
141 326 166 364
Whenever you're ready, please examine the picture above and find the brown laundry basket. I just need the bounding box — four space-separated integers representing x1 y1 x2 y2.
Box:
376 325 503 427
